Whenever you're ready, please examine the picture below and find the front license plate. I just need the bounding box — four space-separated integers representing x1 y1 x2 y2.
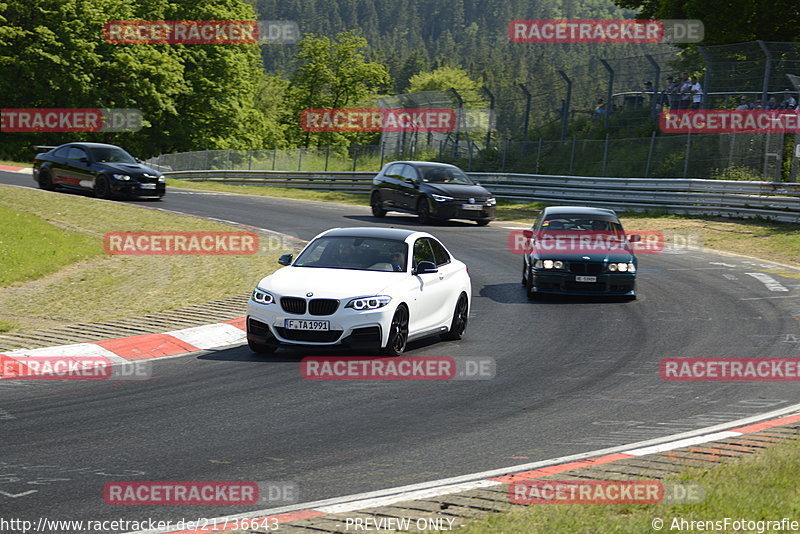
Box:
575 276 597 282
462 204 482 210
285 319 329 331
139 183 157 189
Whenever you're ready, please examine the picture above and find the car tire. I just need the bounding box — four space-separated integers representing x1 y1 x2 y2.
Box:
417 197 432 224
441 293 468 341
37 170 54 191
525 267 540 300
371 192 386 218
383 305 409 356
475 219 491 226
94 175 113 200
248 339 277 354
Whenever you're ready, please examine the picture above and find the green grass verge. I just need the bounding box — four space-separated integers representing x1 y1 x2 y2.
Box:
460 437 800 533
0 205 102 286
0 185 283 332
0 160 31 168
167 178 369 206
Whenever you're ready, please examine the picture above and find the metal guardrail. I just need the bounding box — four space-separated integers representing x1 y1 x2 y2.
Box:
165 170 800 223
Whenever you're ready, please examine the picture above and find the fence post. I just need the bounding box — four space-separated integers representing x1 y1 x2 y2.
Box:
272 149 276 170
697 46 712 108
558 71 572 141
645 54 661 119
536 137 543 173
501 137 509 172
468 140 473 171
645 131 656 177
601 134 609 176
379 142 385 168
449 87 464 158
352 147 358 171
205 150 210 170
569 135 576 174
728 132 735 168
226 149 230 169
297 148 303 171
481 87 495 149
325 146 330 171
757 40 772 108
683 133 692 179
599 58 614 130
518 83 532 139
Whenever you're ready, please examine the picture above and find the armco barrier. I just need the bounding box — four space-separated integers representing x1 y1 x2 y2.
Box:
164 170 800 223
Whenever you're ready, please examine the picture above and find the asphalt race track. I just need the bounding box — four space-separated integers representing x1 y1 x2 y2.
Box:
2 170 800 530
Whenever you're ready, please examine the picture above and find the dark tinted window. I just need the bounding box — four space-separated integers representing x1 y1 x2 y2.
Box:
412 238 436 268
418 165 473 185
52 146 70 158
88 146 137 163
542 214 623 234
400 165 419 182
293 236 407 272
429 238 451 266
66 147 88 161
383 163 402 178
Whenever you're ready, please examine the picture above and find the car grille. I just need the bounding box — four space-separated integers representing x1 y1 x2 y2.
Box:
308 299 339 316
280 297 306 314
136 175 159 184
275 328 343 342
569 262 604 275
564 281 606 292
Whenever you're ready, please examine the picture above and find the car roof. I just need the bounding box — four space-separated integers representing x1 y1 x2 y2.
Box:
319 227 427 241
58 142 125 149
543 206 618 217
385 161 459 169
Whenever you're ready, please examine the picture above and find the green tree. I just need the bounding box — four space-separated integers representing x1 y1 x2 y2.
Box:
288 30 391 146
407 66 484 105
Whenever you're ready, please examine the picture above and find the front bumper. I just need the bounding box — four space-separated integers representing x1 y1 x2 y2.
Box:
531 270 636 296
111 181 166 197
246 300 394 350
430 201 496 221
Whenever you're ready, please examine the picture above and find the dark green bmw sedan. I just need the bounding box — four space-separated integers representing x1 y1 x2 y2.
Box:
521 206 641 300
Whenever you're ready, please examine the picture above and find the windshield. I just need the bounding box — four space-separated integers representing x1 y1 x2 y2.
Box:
293 236 408 272
88 146 137 164
418 165 473 185
541 215 624 235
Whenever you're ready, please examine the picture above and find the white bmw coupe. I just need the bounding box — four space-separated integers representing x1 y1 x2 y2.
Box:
246 227 471 355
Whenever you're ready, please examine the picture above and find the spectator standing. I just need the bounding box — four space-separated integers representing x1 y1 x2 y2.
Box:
766 97 778 110
690 76 703 109
667 76 681 110
779 90 797 109
593 98 606 117
735 96 751 110
679 73 692 109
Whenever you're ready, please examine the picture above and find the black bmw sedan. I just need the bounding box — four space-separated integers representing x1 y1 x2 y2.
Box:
32 142 165 199
370 161 496 225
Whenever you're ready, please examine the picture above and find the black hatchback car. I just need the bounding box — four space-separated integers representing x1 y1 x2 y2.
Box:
370 161 496 225
33 142 165 199
521 206 641 300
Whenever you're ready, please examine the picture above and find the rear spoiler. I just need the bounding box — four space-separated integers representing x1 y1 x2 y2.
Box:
33 145 57 152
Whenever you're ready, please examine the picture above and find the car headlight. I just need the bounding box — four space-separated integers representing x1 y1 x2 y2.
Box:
485 197 496 206
431 194 453 202
537 259 565 270
346 295 392 310
158 175 166 182
112 174 131 181
608 262 636 272
252 288 275 304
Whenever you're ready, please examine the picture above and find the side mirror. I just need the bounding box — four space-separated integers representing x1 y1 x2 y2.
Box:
135 157 143 163
413 261 438 275
628 234 642 243
405 178 418 187
278 253 293 266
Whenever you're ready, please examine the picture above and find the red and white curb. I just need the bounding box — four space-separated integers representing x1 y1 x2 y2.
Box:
0 318 246 363
0 165 32 174
126 404 800 534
